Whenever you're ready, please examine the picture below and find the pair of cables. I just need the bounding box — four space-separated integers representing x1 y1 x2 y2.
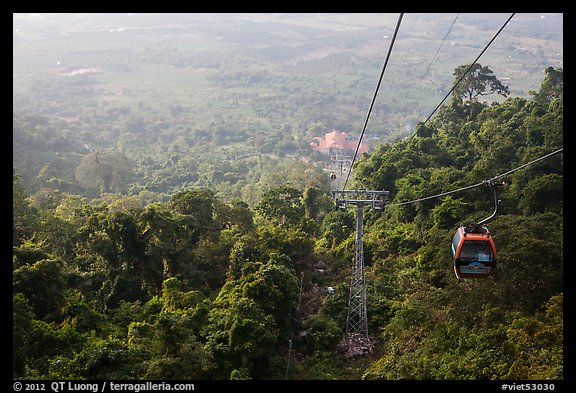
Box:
344 13 516 192
341 13 561 209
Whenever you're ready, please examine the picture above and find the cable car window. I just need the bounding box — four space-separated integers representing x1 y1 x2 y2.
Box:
460 240 493 262
452 230 462 255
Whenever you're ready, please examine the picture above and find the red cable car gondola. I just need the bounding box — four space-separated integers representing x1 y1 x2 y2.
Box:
452 181 502 279
452 224 496 278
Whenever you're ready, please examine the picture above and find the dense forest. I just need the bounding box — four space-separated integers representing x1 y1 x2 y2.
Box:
13 63 563 382
13 13 563 206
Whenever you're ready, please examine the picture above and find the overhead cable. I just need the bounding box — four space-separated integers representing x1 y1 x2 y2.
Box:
407 13 515 143
386 147 563 208
423 13 460 76
343 13 404 191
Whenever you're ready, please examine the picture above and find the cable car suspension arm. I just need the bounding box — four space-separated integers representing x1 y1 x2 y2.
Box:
477 180 503 226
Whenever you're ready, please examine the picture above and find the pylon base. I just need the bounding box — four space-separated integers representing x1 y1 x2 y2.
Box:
337 333 374 358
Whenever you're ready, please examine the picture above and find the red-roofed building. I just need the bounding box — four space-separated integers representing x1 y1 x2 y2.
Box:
310 130 368 155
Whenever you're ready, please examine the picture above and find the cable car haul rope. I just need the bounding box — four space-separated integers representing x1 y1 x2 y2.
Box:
386 147 562 279
337 147 563 280
386 147 563 208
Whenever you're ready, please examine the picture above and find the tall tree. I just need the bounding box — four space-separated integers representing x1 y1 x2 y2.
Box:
451 63 510 104
255 186 304 226
75 151 134 195
532 66 563 105
13 171 37 245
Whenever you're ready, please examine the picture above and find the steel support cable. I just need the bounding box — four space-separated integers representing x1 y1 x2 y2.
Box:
386 147 563 208
407 13 515 144
423 13 460 76
343 13 404 191
486 147 563 182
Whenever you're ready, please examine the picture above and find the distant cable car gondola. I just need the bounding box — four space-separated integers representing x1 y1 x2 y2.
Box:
452 180 503 279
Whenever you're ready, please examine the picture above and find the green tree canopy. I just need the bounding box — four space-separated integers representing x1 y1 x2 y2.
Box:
75 151 134 195
255 185 304 226
451 63 510 104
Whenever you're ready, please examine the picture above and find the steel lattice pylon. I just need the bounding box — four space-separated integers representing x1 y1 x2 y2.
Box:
346 203 368 337
332 189 389 339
